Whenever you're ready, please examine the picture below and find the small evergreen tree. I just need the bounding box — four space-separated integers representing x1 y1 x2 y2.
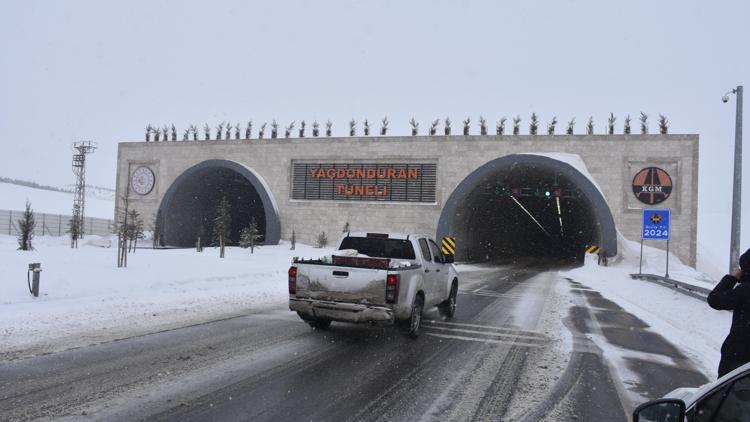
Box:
245 120 253 139
658 114 669 134
640 112 649 134
349 119 357 136
547 116 558 135
225 123 232 140
566 118 576 135
607 113 616 135
204 124 211 140
285 121 295 138
145 124 153 142
429 119 439 136
409 118 419 136
624 115 632 134
154 126 161 141
496 118 506 135
17 201 35 251
586 117 594 135
444 117 451 135
127 209 144 252
290 230 296 250
151 209 164 248
183 127 190 141
68 204 81 248
325 120 333 136
316 231 328 248
479 116 487 135
380 117 389 135
215 122 224 140
239 217 263 253
529 113 539 135
342 221 350 233
235 122 241 139
213 196 232 258
512 116 521 135
312 121 320 137
364 119 370 136
299 120 306 137
462 117 470 135
259 122 267 139
171 124 177 141
271 120 279 138
196 224 205 252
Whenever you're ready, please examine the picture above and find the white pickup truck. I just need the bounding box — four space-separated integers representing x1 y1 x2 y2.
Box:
288 232 459 337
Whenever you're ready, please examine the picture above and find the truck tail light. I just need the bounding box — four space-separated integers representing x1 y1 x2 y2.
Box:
386 274 400 304
288 266 297 295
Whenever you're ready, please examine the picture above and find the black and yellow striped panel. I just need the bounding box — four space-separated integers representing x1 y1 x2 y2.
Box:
441 237 456 255
585 245 600 254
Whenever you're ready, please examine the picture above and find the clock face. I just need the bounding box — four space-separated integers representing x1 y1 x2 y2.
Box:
131 166 155 195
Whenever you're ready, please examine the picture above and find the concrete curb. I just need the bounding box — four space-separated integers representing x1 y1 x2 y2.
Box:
629 273 712 300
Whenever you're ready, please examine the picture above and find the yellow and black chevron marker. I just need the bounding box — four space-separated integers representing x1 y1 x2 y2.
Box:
441 237 456 255
585 245 600 254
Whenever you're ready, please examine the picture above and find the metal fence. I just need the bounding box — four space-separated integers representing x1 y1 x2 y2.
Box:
0 209 114 237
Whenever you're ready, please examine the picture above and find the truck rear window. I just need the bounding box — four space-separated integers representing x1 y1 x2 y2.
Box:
339 237 416 260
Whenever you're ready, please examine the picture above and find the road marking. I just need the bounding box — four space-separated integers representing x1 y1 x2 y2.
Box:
425 333 544 347
470 290 524 299
423 319 545 336
423 325 548 343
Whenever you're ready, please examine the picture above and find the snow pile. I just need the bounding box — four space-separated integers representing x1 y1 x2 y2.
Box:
561 244 730 379
0 234 334 357
0 181 114 219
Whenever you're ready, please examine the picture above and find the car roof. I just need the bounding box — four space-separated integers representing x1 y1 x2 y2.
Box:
345 232 430 240
666 361 750 407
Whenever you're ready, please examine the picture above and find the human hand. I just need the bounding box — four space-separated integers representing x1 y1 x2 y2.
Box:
731 268 744 280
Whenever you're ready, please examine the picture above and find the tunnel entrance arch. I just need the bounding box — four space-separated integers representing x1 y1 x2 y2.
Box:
437 154 617 263
158 159 281 247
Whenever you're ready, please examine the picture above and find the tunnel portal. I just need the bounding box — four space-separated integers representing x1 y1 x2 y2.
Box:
437 154 617 263
158 160 281 248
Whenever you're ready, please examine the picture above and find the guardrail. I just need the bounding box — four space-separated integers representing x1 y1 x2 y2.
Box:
629 273 713 300
0 209 114 237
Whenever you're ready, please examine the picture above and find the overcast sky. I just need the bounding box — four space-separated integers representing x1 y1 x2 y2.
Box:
1 0 748 266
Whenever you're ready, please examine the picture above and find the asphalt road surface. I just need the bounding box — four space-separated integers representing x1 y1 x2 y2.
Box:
0 262 708 421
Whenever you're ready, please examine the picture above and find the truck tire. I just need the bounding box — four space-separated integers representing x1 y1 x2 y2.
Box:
407 294 424 338
438 281 458 319
307 318 332 330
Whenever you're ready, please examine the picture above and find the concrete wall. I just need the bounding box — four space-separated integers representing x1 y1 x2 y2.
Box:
115 134 699 266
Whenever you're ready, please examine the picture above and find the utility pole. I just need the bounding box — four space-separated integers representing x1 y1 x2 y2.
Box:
72 141 97 238
724 86 743 272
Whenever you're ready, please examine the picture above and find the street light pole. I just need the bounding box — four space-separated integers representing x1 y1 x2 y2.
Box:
726 85 744 272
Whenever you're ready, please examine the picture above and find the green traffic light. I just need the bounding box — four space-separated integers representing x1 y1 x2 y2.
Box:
544 191 551 197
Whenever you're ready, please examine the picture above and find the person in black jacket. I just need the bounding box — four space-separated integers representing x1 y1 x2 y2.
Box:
708 248 750 378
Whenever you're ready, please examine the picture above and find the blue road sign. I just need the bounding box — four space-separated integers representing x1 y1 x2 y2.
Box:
642 209 670 240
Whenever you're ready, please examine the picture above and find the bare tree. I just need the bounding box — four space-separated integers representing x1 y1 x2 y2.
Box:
640 112 649 134
183 127 190 141
299 120 306 137
479 116 487 135
191 125 198 141
363 119 370 136
259 122 267 139
444 117 451 135
658 114 669 134
463 117 471 135
429 119 439 136
225 123 232 140
145 124 153 142
409 118 419 136
566 118 576 135
245 120 253 139
312 121 320 137
586 117 594 135
285 121 295 138
496 118 507 135
316 231 328 248
204 124 211 140
512 116 521 135
171 124 177 141
349 119 357 136
607 113 616 135
271 120 278 138
153 126 161 141
235 122 241 139
163 125 170 141
326 120 332 136
380 116 389 135
624 115 632 134
529 113 539 135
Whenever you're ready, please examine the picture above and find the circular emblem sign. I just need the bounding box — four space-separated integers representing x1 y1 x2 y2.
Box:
632 167 672 205
131 166 155 195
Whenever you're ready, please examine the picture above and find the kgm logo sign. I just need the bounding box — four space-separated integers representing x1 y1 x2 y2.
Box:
632 167 673 205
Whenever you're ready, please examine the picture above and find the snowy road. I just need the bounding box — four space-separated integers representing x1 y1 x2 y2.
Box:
0 263 708 421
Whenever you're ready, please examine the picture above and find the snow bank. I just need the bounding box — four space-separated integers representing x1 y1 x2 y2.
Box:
0 234 334 357
0 181 114 219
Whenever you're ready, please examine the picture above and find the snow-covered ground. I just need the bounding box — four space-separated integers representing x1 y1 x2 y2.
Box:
0 233 334 357
0 181 114 219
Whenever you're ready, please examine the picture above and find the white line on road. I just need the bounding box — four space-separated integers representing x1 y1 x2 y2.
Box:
423 319 544 336
424 325 548 342
425 333 545 347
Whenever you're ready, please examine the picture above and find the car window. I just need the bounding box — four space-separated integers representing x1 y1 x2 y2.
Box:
689 384 731 421
712 374 750 422
339 237 416 260
428 240 444 264
418 238 432 262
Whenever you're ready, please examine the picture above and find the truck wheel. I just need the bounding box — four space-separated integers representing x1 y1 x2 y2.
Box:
307 318 332 330
438 282 458 319
407 294 424 338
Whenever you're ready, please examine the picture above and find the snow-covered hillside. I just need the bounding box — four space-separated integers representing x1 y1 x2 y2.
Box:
0 181 114 219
